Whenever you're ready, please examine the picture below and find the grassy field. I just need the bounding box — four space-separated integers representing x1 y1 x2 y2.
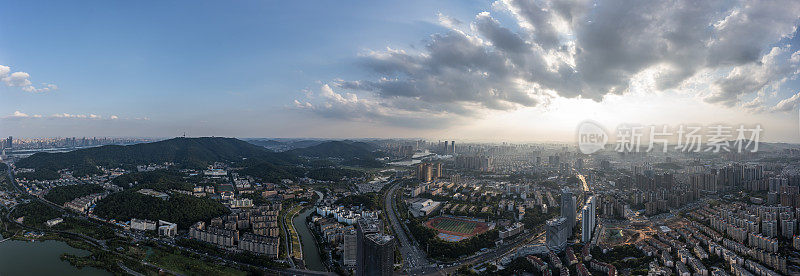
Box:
429 217 477 234
285 205 303 259
144 246 247 276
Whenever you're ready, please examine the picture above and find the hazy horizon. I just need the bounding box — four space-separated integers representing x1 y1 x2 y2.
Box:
3 0 800 142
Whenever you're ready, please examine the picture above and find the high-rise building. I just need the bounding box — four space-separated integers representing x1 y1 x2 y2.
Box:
342 228 358 267
561 190 576 230
5 136 11 150
781 219 796 239
356 218 382 275
455 155 493 172
769 177 789 192
416 162 442 182
357 233 395 276
546 217 569 252
581 196 596 243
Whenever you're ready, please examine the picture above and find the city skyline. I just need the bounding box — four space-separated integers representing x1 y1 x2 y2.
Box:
3 0 800 142
3 2 800 275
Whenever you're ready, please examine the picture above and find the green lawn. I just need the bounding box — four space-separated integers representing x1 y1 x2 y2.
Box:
145 247 247 276
432 218 476 234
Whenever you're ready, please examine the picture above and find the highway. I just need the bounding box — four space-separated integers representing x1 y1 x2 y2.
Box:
385 180 550 276
385 181 438 275
434 227 545 275
576 170 589 192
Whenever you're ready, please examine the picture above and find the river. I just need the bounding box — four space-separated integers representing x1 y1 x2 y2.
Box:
292 207 326 271
0 235 109 275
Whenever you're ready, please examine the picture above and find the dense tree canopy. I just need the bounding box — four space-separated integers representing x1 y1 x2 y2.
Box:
12 201 63 227
15 168 61 181
286 141 377 160
334 193 381 210
16 137 295 174
94 191 229 229
408 218 499 260
237 162 296 183
44 184 105 205
111 170 193 191
306 167 365 181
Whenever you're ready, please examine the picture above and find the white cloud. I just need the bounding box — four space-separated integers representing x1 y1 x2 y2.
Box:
1 111 119 120
0 64 57 93
1 111 46 119
22 83 58 93
5 110 29 118
4 72 32 87
300 0 800 128
707 47 800 106
50 113 103 119
295 84 461 128
437 12 462 28
770 91 800 112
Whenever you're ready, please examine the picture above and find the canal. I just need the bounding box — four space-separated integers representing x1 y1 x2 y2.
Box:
0 234 109 275
292 207 326 271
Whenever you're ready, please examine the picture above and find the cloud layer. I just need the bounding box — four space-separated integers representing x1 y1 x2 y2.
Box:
296 0 800 127
0 65 57 93
2 111 119 120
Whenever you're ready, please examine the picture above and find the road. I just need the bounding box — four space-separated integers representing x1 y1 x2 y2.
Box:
4 165 332 276
280 203 298 268
436 171 585 275
385 180 548 276
385 181 439 275
3 168 189 275
118 261 146 276
576 170 589 192
435 227 545 275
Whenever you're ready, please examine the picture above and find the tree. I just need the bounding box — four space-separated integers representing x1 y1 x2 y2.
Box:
44 184 105 205
94 191 229 229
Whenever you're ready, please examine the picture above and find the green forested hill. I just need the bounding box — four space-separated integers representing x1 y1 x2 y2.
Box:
111 170 193 191
94 192 229 229
285 141 377 159
15 137 295 175
44 184 105 205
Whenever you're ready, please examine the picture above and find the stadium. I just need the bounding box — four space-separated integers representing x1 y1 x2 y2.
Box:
424 216 493 242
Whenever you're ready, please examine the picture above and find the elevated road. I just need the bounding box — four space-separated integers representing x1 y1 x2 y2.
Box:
434 227 545 275
385 181 439 275
576 171 589 192
386 180 548 275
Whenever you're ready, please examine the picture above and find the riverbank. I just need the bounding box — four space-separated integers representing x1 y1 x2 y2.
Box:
0 234 109 276
293 206 326 271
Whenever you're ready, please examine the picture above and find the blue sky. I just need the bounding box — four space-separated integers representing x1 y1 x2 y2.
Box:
3 0 800 142
1 1 469 117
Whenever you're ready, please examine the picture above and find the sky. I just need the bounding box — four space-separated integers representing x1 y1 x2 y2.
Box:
2 0 800 143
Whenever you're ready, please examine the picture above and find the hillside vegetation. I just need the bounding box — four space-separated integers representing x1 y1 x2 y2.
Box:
44 184 105 205
94 192 229 229
15 137 295 176
111 170 193 191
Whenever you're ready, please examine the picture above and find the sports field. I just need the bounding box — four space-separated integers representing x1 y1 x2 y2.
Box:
431 218 477 234
424 216 489 241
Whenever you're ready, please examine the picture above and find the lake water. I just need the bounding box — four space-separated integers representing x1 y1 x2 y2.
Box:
0 235 110 276
293 208 326 271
